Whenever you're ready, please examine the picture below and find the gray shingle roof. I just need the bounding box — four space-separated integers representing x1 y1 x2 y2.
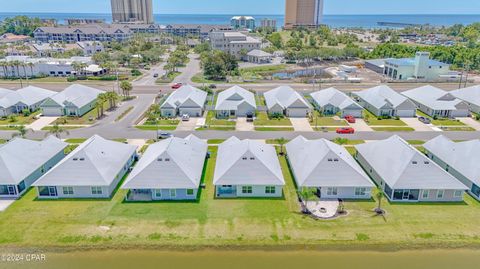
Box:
33 135 137 187
213 137 285 186
286 136 374 188
0 86 56 109
355 135 466 190
310 87 363 111
215 85 256 111
122 135 207 189
264 86 312 110
450 85 480 108
44 84 104 108
354 85 415 110
402 85 467 110
0 88 13 98
247 49 272 57
0 136 67 185
161 85 207 109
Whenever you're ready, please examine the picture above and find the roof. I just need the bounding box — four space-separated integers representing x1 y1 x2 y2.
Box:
122 135 207 189
247 49 272 57
264 86 312 110
310 87 363 111
213 137 285 186
355 135 466 190
161 85 207 109
0 137 67 185
286 136 374 188
0 86 56 108
451 85 480 107
354 85 415 110
34 135 137 187
44 84 104 108
215 85 256 111
402 85 467 110
424 135 480 186
385 58 448 67
231 16 255 20
0 88 13 98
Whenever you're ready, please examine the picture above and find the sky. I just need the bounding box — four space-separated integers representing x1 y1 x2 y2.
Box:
1 0 480 15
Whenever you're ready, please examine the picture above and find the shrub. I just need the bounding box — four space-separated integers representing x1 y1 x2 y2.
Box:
131 69 142 76
67 76 77 82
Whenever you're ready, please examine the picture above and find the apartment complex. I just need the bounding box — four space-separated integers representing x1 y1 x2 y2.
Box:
162 24 232 39
111 0 154 24
260 18 277 30
284 0 324 29
33 25 133 43
209 31 261 59
231 16 256 30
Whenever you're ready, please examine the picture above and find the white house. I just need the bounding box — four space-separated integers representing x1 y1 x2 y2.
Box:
122 135 207 201
0 88 13 98
264 86 312 117
0 136 67 198
450 85 480 114
40 84 104 116
33 135 137 199
355 135 467 202
214 137 285 198
160 85 207 117
353 85 416 117
76 41 105 56
402 85 469 118
286 136 374 199
215 85 256 118
310 87 363 118
424 135 480 200
0 86 56 117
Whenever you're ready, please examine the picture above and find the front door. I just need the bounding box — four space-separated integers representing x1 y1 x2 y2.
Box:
402 190 410 200
7 186 16 196
48 187 57 197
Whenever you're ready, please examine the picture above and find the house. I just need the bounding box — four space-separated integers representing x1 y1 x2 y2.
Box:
424 135 480 200
122 135 207 201
214 137 285 198
33 135 137 199
40 84 104 116
215 85 256 118
76 41 105 56
0 86 56 117
355 135 467 202
0 136 67 198
246 50 273 63
450 85 480 114
0 88 13 98
160 85 207 117
264 86 312 117
402 85 469 118
353 85 416 117
286 136 374 199
310 87 363 118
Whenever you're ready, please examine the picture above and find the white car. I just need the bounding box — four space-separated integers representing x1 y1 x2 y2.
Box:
182 114 190 121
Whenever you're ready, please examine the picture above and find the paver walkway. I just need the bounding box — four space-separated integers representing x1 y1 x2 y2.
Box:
290 118 313 132
27 116 58 131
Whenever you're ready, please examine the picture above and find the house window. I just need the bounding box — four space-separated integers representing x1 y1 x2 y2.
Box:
355 188 367 196
63 187 74 195
327 187 338 196
155 190 162 198
165 158 170 162
242 157 247 160
265 186 276 194
242 186 253 194
454 190 463 198
186 189 194 196
91 186 103 195
422 190 429 199
170 189 176 197
437 190 445 199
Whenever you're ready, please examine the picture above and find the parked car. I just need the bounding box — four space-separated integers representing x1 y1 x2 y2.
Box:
336 127 355 134
344 115 356 123
246 112 254 122
171 83 183 89
153 73 159 78
209 84 217 89
157 132 172 139
418 116 431 124
182 114 190 121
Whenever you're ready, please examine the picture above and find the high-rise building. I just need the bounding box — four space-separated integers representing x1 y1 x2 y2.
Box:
284 0 324 29
260 18 277 30
111 0 154 24
230 16 256 30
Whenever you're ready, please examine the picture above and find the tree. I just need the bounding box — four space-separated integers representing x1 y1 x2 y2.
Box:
46 123 69 139
267 32 283 49
120 81 132 98
276 137 287 155
374 187 385 215
12 125 30 138
105 91 119 110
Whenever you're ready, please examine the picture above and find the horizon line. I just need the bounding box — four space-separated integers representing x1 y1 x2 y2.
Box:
1 12 480 16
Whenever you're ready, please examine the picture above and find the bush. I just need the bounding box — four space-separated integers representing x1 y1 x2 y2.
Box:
67 76 77 82
21 109 31 117
131 69 142 76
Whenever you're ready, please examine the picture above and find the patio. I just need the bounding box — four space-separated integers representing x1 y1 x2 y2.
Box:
305 199 340 219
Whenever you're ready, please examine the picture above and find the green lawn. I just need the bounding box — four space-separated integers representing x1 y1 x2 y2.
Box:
440 127 475 132
64 138 88 144
254 112 292 126
115 106 134 122
155 71 181 84
54 106 106 125
135 125 178 131
372 127 415 132
416 111 466 126
255 127 295 131
364 110 407 126
0 111 40 125
144 119 180 126
3 145 480 250
41 126 82 131
207 139 227 144
205 111 236 127
191 73 223 84
311 114 348 127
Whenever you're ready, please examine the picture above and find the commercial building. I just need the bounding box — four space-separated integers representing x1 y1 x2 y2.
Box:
209 31 261 59
231 16 256 30
284 0 324 29
246 49 273 64
111 0 154 24
353 85 417 117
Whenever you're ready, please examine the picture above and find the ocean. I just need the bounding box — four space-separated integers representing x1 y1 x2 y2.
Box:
0 13 479 28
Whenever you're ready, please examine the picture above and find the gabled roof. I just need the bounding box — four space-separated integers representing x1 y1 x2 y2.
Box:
213 137 285 186
0 136 67 185
402 85 467 110
0 88 13 98
264 86 312 110
450 85 480 107
354 85 415 110
44 84 104 108
34 135 136 187
161 85 207 109
122 135 207 189
215 85 256 111
424 135 480 186
355 135 466 190
286 136 374 188
0 86 56 109
247 49 272 57
310 87 363 111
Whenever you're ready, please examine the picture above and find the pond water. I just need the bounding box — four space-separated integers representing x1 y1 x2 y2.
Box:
6 249 480 269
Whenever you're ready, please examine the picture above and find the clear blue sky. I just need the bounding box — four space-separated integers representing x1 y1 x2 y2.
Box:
1 0 480 15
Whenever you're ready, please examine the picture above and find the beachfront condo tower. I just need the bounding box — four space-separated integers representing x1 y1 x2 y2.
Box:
284 0 324 29
111 0 154 24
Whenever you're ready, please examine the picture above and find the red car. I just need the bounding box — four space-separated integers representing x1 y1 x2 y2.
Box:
344 115 356 123
336 127 355 134
171 83 183 89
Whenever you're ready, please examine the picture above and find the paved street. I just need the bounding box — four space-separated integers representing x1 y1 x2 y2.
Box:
172 53 201 84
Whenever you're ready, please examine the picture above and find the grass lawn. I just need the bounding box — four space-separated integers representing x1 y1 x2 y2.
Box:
4 145 480 250
256 95 266 106
416 111 466 126
254 127 295 131
331 138 365 145
191 73 223 84
407 140 425 145
207 139 226 144
205 111 236 127
311 114 348 127
155 71 181 84
144 119 180 126
254 112 292 126
313 127 339 132
197 126 236 131
239 64 287 77
0 111 40 125
135 125 178 131
54 106 105 125
440 127 476 132
41 126 82 131
64 138 88 144
364 110 407 126
372 127 415 132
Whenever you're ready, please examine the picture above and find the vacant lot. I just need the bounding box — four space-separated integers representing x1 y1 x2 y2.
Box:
254 112 292 126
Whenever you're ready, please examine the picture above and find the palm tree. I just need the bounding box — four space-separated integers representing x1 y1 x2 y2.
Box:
105 91 119 110
0 62 7 79
46 123 69 139
276 137 287 155
12 125 31 138
95 93 108 118
120 81 132 99
374 187 385 215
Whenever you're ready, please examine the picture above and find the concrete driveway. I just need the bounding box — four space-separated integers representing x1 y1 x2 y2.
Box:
27 116 58 131
236 117 254 131
401 117 435 132
177 118 201 131
290 118 313 132
348 119 373 131
0 199 15 212
457 117 480 131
